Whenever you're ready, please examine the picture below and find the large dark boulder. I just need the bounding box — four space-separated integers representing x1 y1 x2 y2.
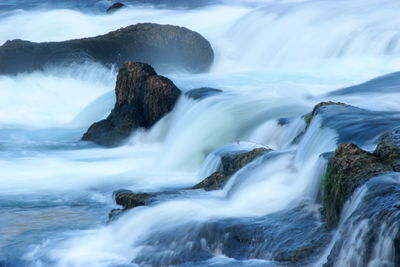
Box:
192 147 269 191
322 143 392 229
0 23 214 75
82 62 181 146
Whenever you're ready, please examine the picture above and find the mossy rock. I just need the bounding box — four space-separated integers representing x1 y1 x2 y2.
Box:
375 127 400 171
192 147 269 191
322 143 391 229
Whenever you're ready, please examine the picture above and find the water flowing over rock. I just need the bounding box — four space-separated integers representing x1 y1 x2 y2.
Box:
192 147 269 191
304 101 347 127
305 102 400 147
0 23 214 75
132 203 329 266
324 173 400 266
329 71 400 96
82 62 181 146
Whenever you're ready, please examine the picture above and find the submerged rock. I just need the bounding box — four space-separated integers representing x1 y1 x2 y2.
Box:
185 87 223 100
322 143 392 228
329 71 400 96
192 147 269 191
0 23 214 74
133 202 329 266
106 2 126 13
303 102 400 147
82 62 181 146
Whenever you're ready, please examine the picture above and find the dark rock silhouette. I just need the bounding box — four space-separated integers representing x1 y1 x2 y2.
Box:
82 62 181 146
0 23 214 75
106 2 126 13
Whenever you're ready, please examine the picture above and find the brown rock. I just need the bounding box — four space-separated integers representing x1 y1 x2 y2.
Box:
322 143 391 228
82 62 181 146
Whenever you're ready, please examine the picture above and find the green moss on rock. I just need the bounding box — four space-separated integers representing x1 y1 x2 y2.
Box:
322 143 391 229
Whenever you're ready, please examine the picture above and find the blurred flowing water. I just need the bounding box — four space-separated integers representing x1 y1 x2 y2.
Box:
1 0 400 266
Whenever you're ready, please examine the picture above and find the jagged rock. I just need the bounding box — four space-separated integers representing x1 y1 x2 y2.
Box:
0 23 214 75
106 2 126 13
375 127 400 171
185 87 222 100
322 143 392 228
82 62 181 146
192 147 269 191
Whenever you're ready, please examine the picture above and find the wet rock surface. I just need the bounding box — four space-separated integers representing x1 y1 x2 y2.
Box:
322 143 392 228
82 62 181 146
114 189 155 209
192 147 269 191
0 23 214 74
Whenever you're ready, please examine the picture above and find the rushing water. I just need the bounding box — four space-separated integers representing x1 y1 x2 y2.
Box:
1 0 400 266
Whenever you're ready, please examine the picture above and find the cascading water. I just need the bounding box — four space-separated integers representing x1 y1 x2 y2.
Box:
1 0 400 266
